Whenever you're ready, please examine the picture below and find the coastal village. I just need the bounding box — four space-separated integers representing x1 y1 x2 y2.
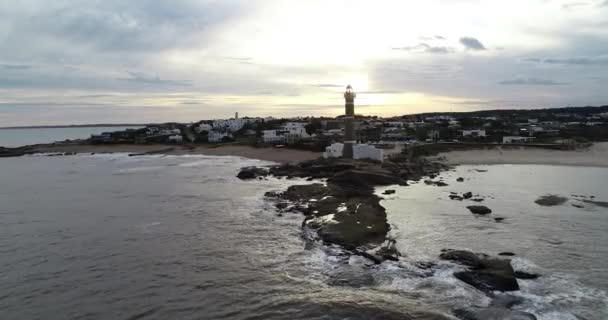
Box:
86 103 608 162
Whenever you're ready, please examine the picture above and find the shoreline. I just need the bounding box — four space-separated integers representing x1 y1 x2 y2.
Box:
4 141 608 167
1 143 322 164
425 142 608 167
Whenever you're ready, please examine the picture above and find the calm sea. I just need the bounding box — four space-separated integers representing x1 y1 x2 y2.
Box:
0 126 142 148
0 154 606 319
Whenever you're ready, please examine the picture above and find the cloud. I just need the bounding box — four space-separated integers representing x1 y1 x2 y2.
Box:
524 56 608 65
116 71 193 86
0 64 32 70
561 2 590 10
459 37 487 50
419 35 446 41
392 43 454 54
312 83 345 88
499 77 567 85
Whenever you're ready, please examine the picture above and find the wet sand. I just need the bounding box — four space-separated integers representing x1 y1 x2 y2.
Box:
427 142 608 167
30 143 322 163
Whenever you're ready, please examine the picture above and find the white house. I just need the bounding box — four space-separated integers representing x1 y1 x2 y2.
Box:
282 122 310 137
195 123 212 133
208 130 233 142
323 143 344 158
168 135 183 143
461 129 486 137
211 117 261 132
262 130 287 143
262 122 311 144
503 136 535 144
323 143 384 162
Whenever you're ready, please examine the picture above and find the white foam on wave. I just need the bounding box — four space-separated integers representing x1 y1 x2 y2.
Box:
508 257 608 319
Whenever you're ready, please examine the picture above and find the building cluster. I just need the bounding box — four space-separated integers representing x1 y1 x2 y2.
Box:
89 106 608 162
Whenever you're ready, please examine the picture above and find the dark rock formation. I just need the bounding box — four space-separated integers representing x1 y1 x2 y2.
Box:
494 217 505 222
534 195 568 206
463 192 473 199
382 189 396 195
245 158 448 263
467 205 492 215
450 195 464 201
440 249 519 292
0 146 35 157
457 177 465 182
498 252 515 256
582 199 608 208
514 271 540 280
237 166 269 180
425 180 449 187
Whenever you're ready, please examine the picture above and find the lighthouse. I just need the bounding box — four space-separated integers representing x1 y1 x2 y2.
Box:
343 85 356 159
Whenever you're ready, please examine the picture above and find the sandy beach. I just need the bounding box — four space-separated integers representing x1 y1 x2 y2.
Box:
28 143 322 163
427 142 608 167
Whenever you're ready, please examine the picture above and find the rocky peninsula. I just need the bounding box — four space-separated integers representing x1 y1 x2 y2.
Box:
238 157 549 319
238 157 446 261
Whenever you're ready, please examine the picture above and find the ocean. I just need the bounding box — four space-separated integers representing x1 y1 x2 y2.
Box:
0 127 142 148
1 154 606 319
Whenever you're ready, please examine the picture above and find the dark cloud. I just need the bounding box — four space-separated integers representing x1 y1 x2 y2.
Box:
459 37 486 51
524 56 608 65
0 64 32 70
499 77 567 85
392 43 454 54
117 71 193 86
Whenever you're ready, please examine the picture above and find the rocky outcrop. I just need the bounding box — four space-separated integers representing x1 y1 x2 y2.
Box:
440 249 520 292
534 195 568 206
237 166 269 180
250 158 448 263
0 146 36 157
467 205 492 215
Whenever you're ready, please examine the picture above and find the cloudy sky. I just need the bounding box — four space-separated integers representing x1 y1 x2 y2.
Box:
1 0 607 126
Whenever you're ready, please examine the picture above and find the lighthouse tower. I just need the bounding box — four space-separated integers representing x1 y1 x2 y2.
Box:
343 85 356 159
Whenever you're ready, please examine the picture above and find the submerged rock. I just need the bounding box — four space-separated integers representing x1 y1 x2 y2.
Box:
467 205 492 215
440 249 519 292
534 195 568 206
498 252 515 256
463 192 473 199
494 217 505 222
457 177 465 182
382 189 396 195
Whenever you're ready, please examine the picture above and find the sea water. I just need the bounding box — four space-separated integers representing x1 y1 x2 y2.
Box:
0 126 142 148
1 155 606 319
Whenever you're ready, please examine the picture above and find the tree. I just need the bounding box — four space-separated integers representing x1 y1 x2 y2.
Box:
305 119 322 135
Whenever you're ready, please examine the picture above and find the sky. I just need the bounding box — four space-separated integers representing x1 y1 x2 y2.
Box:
1 0 607 126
